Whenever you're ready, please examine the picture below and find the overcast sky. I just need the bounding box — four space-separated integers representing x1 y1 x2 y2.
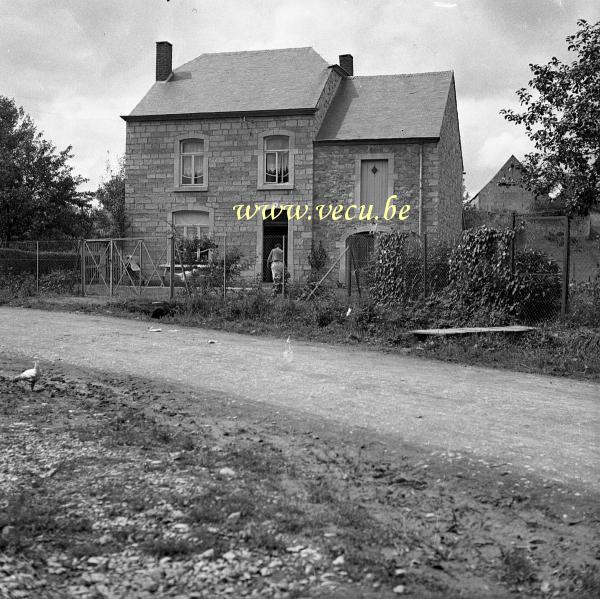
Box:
1 0 598 195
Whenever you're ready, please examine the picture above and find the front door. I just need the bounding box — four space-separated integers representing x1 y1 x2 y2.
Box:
360 159 389 216
262 209 288 282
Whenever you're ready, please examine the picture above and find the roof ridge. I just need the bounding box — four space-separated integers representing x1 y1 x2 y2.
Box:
175 46 325 73
350 70 453 79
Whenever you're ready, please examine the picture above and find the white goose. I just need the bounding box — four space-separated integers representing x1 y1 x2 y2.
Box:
13 361 41 390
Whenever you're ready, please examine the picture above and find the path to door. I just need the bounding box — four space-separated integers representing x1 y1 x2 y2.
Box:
1 307 598 491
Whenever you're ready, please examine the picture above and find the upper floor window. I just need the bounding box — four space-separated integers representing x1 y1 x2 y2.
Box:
180 139 204 186
264 135 289 184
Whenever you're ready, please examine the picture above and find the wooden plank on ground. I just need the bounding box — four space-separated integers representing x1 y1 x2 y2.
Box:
411 325 536 337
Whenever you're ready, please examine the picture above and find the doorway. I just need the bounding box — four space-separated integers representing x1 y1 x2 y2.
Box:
262 208 288 282
346 232 375 293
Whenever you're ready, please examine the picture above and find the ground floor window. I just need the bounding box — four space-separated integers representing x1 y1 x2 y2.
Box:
172 210 211 263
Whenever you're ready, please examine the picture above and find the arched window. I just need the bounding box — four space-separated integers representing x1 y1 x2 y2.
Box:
180 139 205 185
264 135 289 184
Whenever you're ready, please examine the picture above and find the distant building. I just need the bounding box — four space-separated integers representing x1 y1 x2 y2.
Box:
468 155 550 213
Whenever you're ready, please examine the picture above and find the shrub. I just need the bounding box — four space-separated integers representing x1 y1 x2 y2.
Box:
308 241 327 273
447 226 561 322
568 277 600 326
38 268 79 295
0 268 36 298
175 236 217 266
301 241 330 298
185 246 245 295
514 248 561 321
311 291 344 327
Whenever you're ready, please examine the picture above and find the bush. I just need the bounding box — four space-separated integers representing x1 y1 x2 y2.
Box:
514 248 561 321
175 236 217 266
184 247 245 295
38 269 79 294
0 268 36 299
311 291 345 327
448 226 561 323
568 278 600 326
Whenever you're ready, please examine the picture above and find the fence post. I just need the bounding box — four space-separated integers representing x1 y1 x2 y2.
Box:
80 240 85 297
282 235 286 297
169 235 175 300
422 233 428 297
139 240 143 296
347 242 352 296
223 233 227 301
109 239 114 297
561 215 571 317
36 241 39 296
510 211 516 275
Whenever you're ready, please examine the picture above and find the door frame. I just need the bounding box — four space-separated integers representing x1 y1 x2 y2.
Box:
255 202 294 281
353 153 395 210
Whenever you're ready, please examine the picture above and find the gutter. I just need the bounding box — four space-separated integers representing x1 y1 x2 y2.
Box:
315 136 439 146
121 107 316 122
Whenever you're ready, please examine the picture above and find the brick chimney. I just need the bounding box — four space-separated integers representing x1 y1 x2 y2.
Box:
156 41 172 81
339 54 353 76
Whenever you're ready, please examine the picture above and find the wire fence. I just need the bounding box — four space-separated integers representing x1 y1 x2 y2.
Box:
0 233 243 301
0 212 597 323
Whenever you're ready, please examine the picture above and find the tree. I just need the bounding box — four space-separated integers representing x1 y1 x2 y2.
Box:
93 155 128 238
501 19 600 215
0 96 91 243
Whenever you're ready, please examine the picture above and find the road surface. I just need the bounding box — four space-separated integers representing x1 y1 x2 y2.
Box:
1 307 598 491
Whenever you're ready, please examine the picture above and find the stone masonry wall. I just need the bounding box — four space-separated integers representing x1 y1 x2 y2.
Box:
312 141 440 283
125 115 317 281
437 77 463 240
125 70 345 283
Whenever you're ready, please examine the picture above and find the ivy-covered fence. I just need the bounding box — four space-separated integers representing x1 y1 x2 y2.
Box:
369 225 564 323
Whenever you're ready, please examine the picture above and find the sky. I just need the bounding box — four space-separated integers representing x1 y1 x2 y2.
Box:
1 0 598 196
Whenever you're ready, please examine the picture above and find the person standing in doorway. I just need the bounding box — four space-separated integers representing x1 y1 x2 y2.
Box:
267 243 284 295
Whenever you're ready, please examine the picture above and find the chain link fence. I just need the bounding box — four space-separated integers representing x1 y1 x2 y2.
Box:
1 213 596 324
0 240 81 299
0 233 244 301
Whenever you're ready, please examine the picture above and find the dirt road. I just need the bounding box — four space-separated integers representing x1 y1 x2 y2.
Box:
1 307 598 492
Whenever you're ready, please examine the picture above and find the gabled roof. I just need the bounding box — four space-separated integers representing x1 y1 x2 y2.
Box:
316 71 453 141
127 47 331 118
471 155 523 202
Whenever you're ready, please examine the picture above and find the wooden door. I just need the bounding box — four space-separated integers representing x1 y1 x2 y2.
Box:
360 159 388 215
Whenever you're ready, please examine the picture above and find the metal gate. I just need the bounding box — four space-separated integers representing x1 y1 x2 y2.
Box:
81 238 169 296
346 233 374 295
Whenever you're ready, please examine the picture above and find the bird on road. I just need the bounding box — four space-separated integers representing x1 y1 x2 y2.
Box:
13 361 40 390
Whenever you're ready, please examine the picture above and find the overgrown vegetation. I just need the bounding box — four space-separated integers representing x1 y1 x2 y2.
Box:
369 227 561 325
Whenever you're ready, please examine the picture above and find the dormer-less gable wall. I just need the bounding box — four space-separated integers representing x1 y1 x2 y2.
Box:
437 76 463 238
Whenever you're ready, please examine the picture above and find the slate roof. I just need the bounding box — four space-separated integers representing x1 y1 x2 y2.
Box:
127 47 331 118
316 71 453 141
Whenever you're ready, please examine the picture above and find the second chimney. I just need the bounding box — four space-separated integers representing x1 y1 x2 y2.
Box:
339 54 353 76
156 41 173 81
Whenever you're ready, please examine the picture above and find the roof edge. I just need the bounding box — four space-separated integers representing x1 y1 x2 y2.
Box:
315 136 440 145
122 107 316 122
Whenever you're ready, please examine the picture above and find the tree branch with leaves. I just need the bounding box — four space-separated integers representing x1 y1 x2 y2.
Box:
501 19 599 215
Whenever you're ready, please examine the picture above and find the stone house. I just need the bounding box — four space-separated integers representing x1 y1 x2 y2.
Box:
123 43 463 284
